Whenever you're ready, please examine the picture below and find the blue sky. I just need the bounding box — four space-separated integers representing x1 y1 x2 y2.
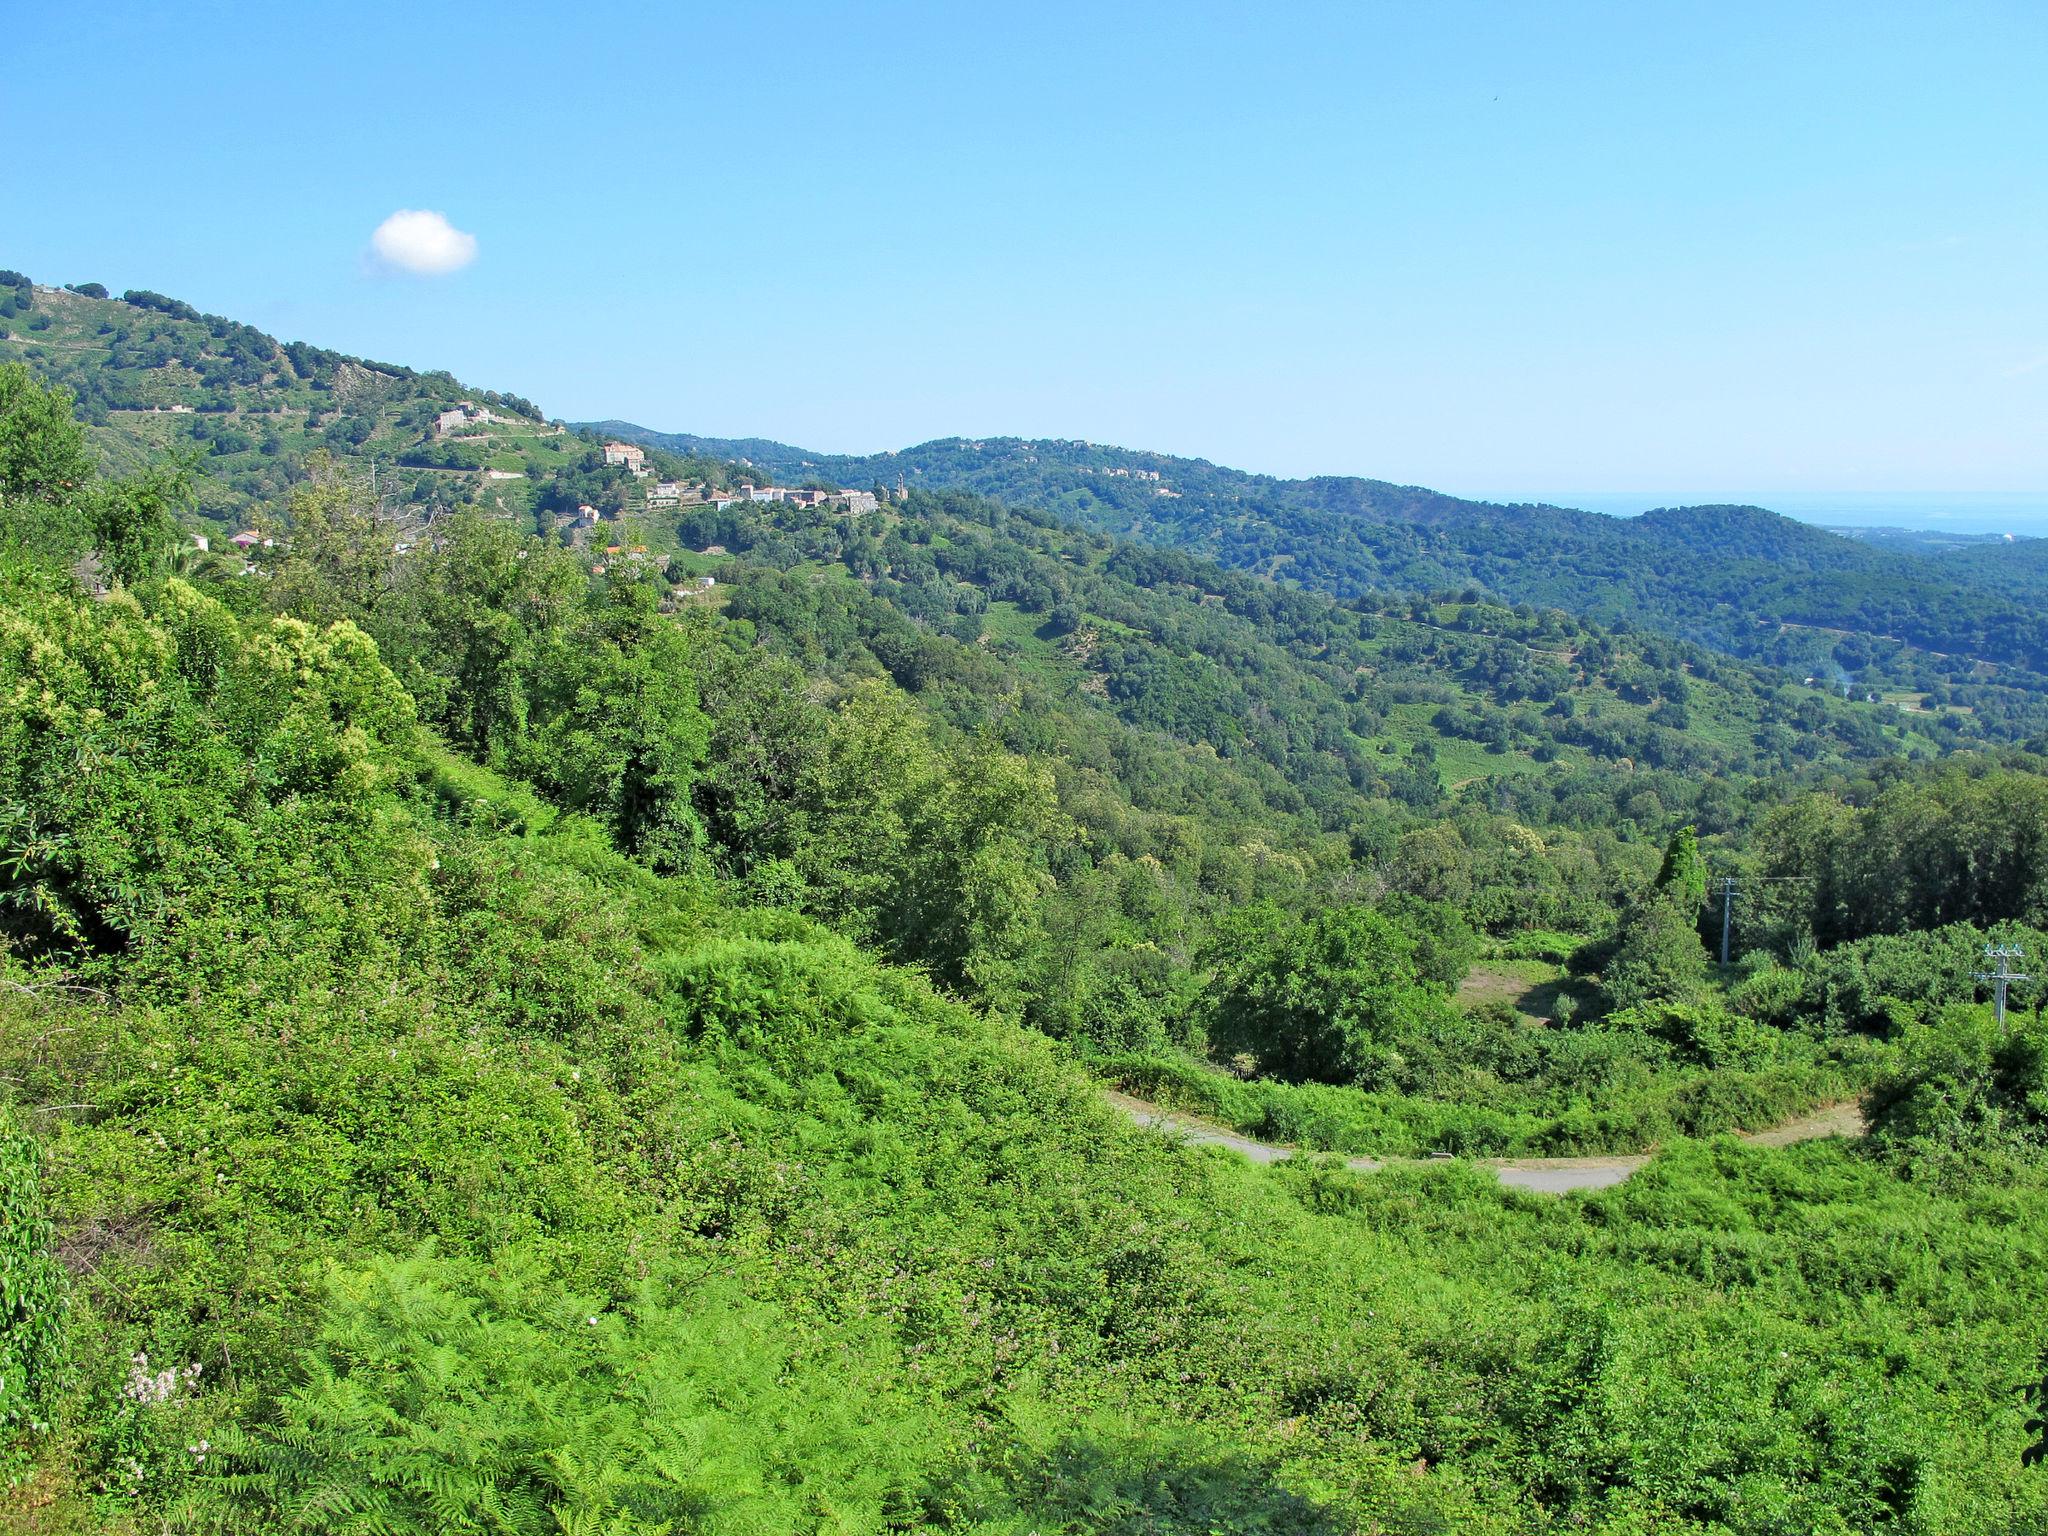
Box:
5 1 2045 501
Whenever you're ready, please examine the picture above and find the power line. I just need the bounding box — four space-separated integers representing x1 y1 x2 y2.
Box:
1975 944 2031 1027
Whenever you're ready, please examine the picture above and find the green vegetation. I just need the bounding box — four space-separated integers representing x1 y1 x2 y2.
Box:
608 424 2048 740
1210 901 1470 1087
5 302 2048 1535
0 1106 64 1482
0 282 733 536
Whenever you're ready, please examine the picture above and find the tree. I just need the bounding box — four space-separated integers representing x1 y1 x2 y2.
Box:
266 454 395 625
388 509 583 754
1653 824 1707 909
690 639 825 875
1385 823 1470 904
0 363 91 507
1603 891 1708 1010
0 365 184 587
1213 904 1461 1086
1868 1003 2048 1155
511 573 712 872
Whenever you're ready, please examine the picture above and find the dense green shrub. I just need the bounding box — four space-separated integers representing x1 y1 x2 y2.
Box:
1738 922 2048 1037
1869 1004 2048 1156
1482 928 1580 964
215 1250 932 1535
1604 892 1710 1009
1211 904 1464 1086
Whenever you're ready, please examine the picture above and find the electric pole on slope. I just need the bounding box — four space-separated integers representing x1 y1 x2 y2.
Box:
1706 874 1811 967
1975 944 2031 1027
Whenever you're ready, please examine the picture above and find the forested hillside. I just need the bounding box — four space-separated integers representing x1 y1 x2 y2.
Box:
600 422 2048 730
0 276 735 534
9 298 2048 1533
5 266 2043 746
1941 533 2048 602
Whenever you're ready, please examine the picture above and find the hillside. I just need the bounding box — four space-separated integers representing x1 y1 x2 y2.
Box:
1941 533 2048 602
595 422 2048 706
9 361 2048 1532
642 481 1953 846
0 275 735 538
4 265 2041 747
0 266 2001 792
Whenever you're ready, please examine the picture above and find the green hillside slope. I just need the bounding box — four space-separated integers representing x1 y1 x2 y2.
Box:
7 365 2048 1532
0 275 734 536
4 263 2037 745
648 481 1952 827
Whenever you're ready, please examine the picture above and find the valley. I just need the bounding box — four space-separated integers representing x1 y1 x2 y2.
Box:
3 273 2048 1534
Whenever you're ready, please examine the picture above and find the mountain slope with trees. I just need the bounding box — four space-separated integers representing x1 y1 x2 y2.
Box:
4 263 2039 735
597 421 2048 712
7 361 2048 1533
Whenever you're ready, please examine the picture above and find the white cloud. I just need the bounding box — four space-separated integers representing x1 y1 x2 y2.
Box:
368 209 478 275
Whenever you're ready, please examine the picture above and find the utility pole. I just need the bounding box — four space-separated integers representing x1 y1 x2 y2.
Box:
1975 944 2031 1027
1717 876 1737 966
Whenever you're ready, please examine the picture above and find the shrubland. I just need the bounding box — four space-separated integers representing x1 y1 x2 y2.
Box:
4 357 2048 1534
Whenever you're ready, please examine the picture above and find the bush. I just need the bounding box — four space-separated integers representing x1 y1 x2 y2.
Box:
1211 904 1464 1087
1605 1000 1777 1070
1716 922 2048 1040
1869 1004 2048 1155
1604 892 1709 1010
1484 928 1582 964
1727 961 1808 1025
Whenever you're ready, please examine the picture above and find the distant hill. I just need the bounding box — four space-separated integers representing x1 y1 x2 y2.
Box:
590 423 2048 686
1938 534 2048 602
640 476 1958 826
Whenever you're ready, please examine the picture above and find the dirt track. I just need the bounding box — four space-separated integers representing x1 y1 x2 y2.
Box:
1108 1091 1869 1194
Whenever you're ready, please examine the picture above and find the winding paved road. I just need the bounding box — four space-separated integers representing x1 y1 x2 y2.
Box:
1108 1091 1867 1193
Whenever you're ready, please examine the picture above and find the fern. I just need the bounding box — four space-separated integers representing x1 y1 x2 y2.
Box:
210 1246 931 1534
